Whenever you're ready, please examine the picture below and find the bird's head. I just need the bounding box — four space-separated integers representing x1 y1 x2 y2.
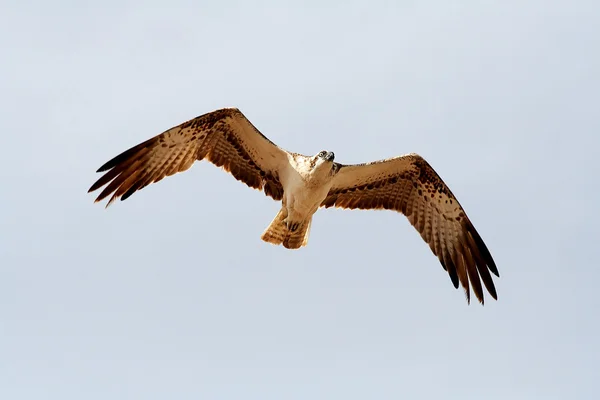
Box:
312 150 338 176
316 150 335 163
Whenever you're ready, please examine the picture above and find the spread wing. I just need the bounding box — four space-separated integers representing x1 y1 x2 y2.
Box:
321 153 499 304
89 108 290 206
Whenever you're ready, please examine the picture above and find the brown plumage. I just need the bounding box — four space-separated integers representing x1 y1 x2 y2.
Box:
261 209 312 249
88 108 287 206
89 107 499 304
322 154 499 304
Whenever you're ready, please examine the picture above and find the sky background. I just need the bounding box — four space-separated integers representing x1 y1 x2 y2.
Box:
2 1 599 399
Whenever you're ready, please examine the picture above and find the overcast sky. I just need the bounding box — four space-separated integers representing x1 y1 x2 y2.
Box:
2 1 599 399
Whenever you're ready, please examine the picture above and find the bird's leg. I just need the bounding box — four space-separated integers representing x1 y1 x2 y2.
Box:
280 205 289 226
282 196 302 232
281 198 289 225
284 209 302 232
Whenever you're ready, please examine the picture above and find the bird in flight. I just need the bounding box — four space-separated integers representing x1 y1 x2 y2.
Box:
89 108 499 304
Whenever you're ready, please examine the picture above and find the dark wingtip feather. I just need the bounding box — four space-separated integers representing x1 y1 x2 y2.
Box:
440 250 459 289
88 176 107 193
88 167 120 193
121 185 139 201
465 219 499 277
96 157 120 173
89 137 158 203
95 137 156 173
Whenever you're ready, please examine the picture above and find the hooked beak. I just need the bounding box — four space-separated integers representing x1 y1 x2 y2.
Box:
326 151 335 161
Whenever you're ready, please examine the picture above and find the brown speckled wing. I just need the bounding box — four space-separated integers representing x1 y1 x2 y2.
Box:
89 108 288 206
321 154 499 304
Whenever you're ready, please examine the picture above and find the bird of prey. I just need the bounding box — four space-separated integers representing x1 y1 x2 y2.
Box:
89 107 499 304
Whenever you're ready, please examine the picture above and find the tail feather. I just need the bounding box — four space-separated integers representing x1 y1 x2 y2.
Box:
261 209 312 250
283 218 312 249
261 209 288 246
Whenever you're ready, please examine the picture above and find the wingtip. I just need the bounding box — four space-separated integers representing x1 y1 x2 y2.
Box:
90 191 112 208
478 291 499 306
104 197 116 209
474 292 485 305
462 283 491 306
96 161 114 173
490 291 498 301
91 196 109 208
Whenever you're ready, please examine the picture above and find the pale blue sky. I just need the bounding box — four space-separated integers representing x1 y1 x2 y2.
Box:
2 1 599 399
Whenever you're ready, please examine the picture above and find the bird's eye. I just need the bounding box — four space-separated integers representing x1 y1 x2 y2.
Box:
319 151 326 157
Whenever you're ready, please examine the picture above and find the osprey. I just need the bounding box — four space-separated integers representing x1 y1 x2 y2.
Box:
89 108 499 304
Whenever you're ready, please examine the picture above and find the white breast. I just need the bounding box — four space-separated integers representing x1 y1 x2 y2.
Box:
280 157 334 219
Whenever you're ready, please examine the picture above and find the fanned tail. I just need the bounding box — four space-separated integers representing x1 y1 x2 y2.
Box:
283 217 312 249
261 209 288 246
261 209 312 250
